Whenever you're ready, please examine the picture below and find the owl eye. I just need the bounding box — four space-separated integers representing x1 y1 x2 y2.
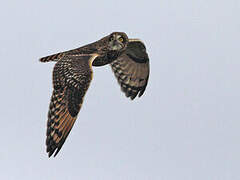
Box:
119 37 124 42
109 36 114 41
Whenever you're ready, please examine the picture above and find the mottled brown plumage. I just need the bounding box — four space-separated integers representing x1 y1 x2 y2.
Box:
40 32 150 157
46 54 97 157
110 39 149 100
40 32 129 64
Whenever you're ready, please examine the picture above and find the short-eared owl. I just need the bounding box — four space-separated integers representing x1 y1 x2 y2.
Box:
40 32 150 157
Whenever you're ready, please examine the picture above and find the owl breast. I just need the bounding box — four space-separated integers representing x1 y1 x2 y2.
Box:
107 50 121 60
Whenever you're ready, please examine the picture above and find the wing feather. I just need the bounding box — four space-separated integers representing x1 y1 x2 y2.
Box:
39 52 65 62
46 54 98 157
110 40 150 100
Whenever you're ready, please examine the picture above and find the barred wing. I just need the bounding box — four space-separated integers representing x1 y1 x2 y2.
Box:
46 54 98 157
111 39 149 100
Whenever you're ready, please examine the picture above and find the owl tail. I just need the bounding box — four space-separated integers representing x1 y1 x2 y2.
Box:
39 52 64 63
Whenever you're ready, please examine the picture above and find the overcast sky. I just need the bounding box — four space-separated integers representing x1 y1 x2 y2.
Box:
0 0 239 180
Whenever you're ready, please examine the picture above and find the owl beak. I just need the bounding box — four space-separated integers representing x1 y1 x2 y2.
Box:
111 43 123 51
113 40 118 46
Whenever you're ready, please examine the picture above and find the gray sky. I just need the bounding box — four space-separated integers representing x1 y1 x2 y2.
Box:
0 0 239 179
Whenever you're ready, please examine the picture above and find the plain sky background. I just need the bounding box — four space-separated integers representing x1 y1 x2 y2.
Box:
0 0 239 179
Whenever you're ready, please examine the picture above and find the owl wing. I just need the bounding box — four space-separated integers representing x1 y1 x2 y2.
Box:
46 54 98 157
39 52 65 62
110 39 150 100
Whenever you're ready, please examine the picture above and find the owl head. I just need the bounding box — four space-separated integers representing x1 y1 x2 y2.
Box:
108 32 129 51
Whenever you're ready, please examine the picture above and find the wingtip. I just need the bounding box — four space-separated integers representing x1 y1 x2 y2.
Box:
46 144 60 158
47 149 59 158
130 96 136 100
47 150 54 158
39 57 46 63
53 148 61 157
138 88 146 98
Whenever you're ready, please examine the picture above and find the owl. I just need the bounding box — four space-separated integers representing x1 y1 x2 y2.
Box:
40 32 150 157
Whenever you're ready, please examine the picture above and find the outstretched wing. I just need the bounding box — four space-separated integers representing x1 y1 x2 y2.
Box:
46 54 98 157
110 39 150 100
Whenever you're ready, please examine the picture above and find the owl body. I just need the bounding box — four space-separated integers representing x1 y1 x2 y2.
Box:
40 32 150 157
